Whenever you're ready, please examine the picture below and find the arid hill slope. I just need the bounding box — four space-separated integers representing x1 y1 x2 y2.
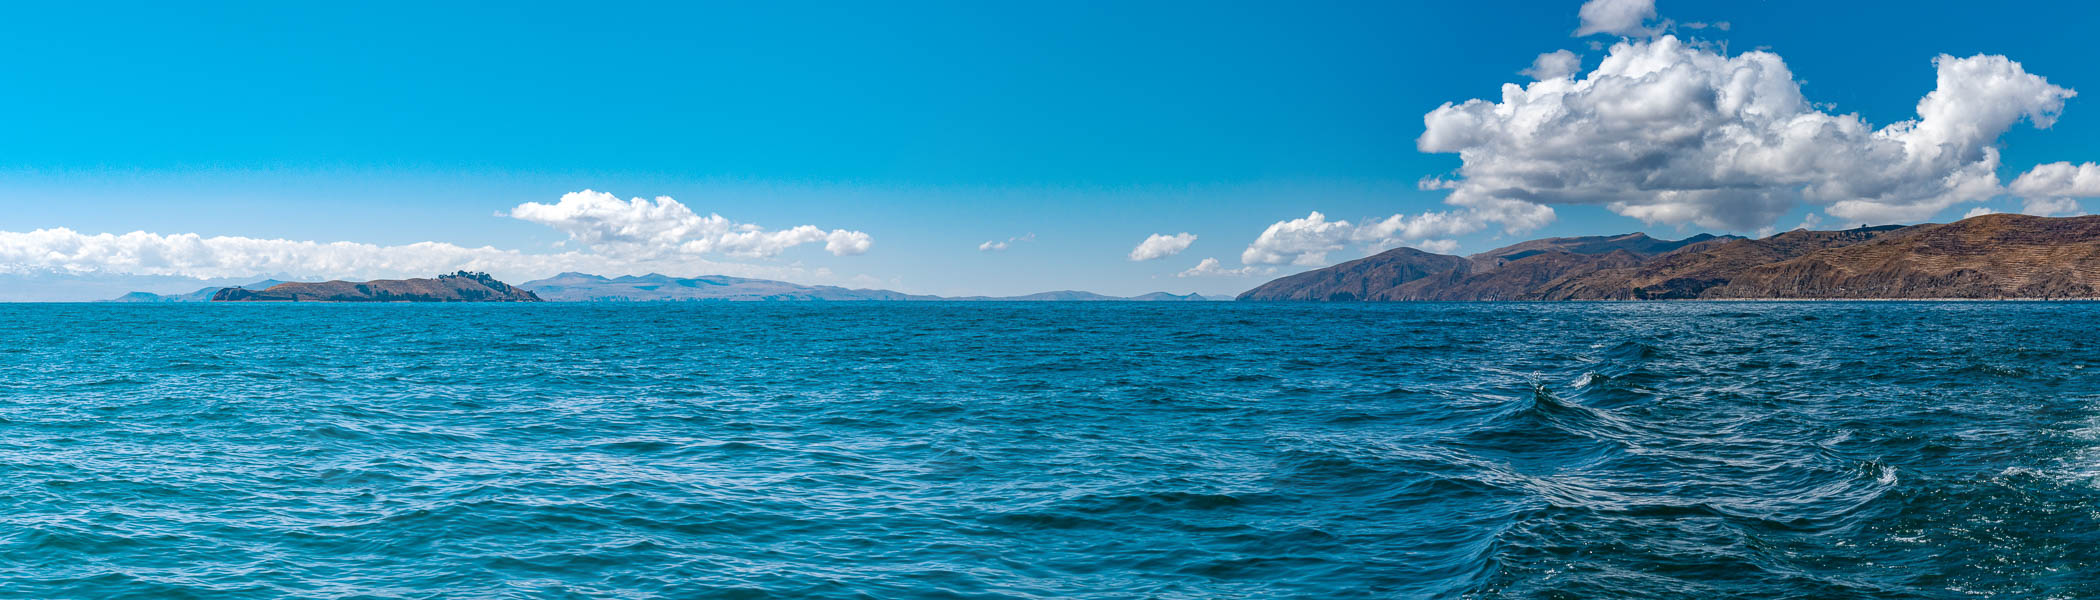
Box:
1237 214 2100 301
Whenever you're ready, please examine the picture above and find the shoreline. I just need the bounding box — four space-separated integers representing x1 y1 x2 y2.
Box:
25 297 2100 304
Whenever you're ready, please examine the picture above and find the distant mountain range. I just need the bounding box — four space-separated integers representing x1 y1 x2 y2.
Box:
107 280 296 303
1240 213 2100 301
100 272 1225 303
519 272 1224 302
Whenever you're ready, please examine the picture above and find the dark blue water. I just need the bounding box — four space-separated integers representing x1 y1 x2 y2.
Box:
2 303 2097 598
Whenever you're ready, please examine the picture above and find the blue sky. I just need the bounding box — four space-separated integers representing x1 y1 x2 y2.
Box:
3 0 2098 297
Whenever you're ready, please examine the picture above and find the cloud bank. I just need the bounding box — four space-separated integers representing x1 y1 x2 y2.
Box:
0 190 871 282
1128 232 1197 261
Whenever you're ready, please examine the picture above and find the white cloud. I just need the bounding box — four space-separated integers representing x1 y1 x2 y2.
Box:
2021 197 2085 217
2010 162 2100 197
2008 162 2100 217
1964 207 1999 219
1419 35 2078 232
1241 211 1475 266
1575 0 1658 37
0 228 830 284
507 189 871 258
1353 212 1479 242
1241 212 1355 266
1128 232 1198 261
979 233 1035 252
1413 239 1463 254
1418 176 1461 190
1522 50 1582 80
1176 257 1268 278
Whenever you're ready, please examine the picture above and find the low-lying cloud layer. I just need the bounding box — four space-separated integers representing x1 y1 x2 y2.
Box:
0 191 870 282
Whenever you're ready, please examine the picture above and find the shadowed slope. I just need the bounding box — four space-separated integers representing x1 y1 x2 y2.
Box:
1706 214 2100 298
1238 215 2100 301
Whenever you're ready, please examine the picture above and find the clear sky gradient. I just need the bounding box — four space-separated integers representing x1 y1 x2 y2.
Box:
3 0 2098 296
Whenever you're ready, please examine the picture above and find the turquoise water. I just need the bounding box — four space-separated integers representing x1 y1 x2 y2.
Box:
2 302 2097 598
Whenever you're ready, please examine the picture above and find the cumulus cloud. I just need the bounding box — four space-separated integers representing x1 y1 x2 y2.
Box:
2020 197 2084 217
2008 161 2100 215
1964 207 1999 219
1240 211 1472 266
1522 50 1582 80
1176 257 1268 278
1419 35 2078 232
1128 232 1198 261
1411 239 1463 254
508 190 871 258
2010 162 2100 197
1575 0 1658 37
1240 212 1354 265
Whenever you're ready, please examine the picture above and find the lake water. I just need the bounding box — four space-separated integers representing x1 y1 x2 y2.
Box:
2 302 2097 598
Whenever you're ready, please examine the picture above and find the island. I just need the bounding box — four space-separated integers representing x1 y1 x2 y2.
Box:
1239 213 2100 301
211 271 542 302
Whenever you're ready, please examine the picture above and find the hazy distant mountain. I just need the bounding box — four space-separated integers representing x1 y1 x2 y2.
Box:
214 272 541 302
521 272 940 301
1131 292 1217 302
0 271 301 303
106 279 294 303
520 272 1220 302
1240 214 2100 301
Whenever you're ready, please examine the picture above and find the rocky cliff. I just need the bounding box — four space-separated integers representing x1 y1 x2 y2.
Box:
212 272 541 302
1237 214 2100 301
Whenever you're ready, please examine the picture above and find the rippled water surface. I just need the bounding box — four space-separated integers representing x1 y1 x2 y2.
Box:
3 302 2098 598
